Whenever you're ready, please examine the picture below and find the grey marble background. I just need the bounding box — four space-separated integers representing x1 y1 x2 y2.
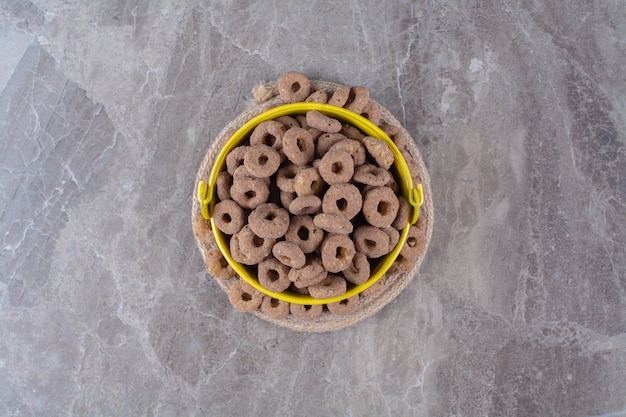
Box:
1 1 625 416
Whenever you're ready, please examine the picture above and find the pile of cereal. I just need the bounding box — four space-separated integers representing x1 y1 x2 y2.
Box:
202 72 423 320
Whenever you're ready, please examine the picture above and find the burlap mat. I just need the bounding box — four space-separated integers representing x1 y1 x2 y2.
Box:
192 80 433 332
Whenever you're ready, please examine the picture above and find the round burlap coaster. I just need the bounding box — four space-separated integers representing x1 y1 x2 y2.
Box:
192 80 433 332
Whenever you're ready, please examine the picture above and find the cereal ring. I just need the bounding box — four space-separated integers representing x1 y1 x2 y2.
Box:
305 90 328 103
353 163 392 186
280 190 297 208
386 175 400 195
327 84 350 107
289 195 322 215
216 171 233 202
329 139 366 166
342 252 370 285
230 177 270 209
290 303 323 320
205 247 236 280
233 165 269 185
359 100 381 125
229 233 255 265
362 136 394 169
277 71 311 103
361 274 387 298
212 199 245 235
248 203 290 239
228 280 262 312
192 211 216 244
295 115 309 129
353 225 391 258
382 226 400 251
290 284 309 295
392 197 410 230
275 115 300 130
340 123 365 141
244 144 281 178
240 279 264 298
237 225 275 264
288 257 327 289
285 215 325 254
260 296 290 319
316 133 347 157
363 186 399 228
327 295 360 315
257 257 291 292
282 127 315 165
276 164 305 192
250 121 286 151
389 253 414 274
313 213 353 234
318 148 354 185
312 158 322 169
308 128 323 142
321 234 356 273
322 183 362 220
308 275 347 299
381 123 408 148
306 110 342 133
344 86 370 113
294 167 325 197
400 224 426 263
272 241 306 269
226 145 250 175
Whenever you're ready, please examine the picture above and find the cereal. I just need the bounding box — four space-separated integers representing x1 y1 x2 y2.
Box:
359 100 381 125
353 225 391 258
260 296 290 319
316 133 347 157
340 123 365 141
326 295 360 315
306 110 342 133
361 274 387 298
228 280 263 312
250 120 286 151
192 211 216 244
276 164 305 192
285 215 325 254
216 171 232 201
308 275 347 299
277 71 311 103
213 199 245 235
233 164 269 184
275 115 300 130
362 136 394 169
342 252 370 285
237 225 275 264
400 224 425 263
322 183 362 220
257 257 291 292
244 144 281 178
229 233 255 265
329 139 366 166
344 86 370 114
382 226 400 251
288 257 327 289
308 128 323 142
290 303 323 320
230 177 270 209
295 115 309 129
289 195 322 215
205 247 236 280
305 90 328 104
283 127 315 165
320 234 356 273
248 203 290 239
226 145 250 175
294 167 324 197
313 213 353 234
353 163 392 186
318 148 354 185
388 253 413 274
280 190 297 208
272 241 306 269
362 186 400 228
327 84 350 107
381 123 407 148
392 197 410 230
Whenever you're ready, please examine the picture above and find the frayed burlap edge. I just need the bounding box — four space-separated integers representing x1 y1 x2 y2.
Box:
192 80 434 332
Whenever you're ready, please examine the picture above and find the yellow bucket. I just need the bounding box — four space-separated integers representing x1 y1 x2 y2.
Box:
197 103 423 305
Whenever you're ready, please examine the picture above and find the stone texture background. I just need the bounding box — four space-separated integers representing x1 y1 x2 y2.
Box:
1 1 625 416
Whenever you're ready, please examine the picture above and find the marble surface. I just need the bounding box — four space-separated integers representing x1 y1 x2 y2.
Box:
1 1 625 416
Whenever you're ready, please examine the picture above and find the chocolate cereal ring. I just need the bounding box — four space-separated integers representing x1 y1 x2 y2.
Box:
294 167 325 197
318 148 354 185
342 252 370 285
228 280 262 313
257 257 291 292
230 177 270 209
322 183 362 220
229 233 255 265
272 241 306 269
400 224 426 263
248 202 290 239
306 110 342 133
308 275 347 299
313 213 353 234
307 128 323 142
362 186 400 228
340 123 365 141
216 171 232 202
326 295 360 315
382 226 400 251
276 164 305 192
277 71 311 103
305 90 328 104
354 225 391 258
329 139 366 166
344 86 370 114
295 115 309 129
392 197 410 230
275 115 300 130
327 84 350 107
212 199 245 235
280 190 297 208
237 225 275 264
233 165 269 185
285 215 325 254
288 257 327 289
321 234 356 273
250 120 286 150
283 127 315 165
362 136 394 169
353 163 392 186
316 133 347 157
192 211 216 244
289 195 322 216
359 100 381 126
381 123 408 148
290 303 323 320
226 145 250 175
205 247 236 280
260 296 290 319
244 144 281 178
